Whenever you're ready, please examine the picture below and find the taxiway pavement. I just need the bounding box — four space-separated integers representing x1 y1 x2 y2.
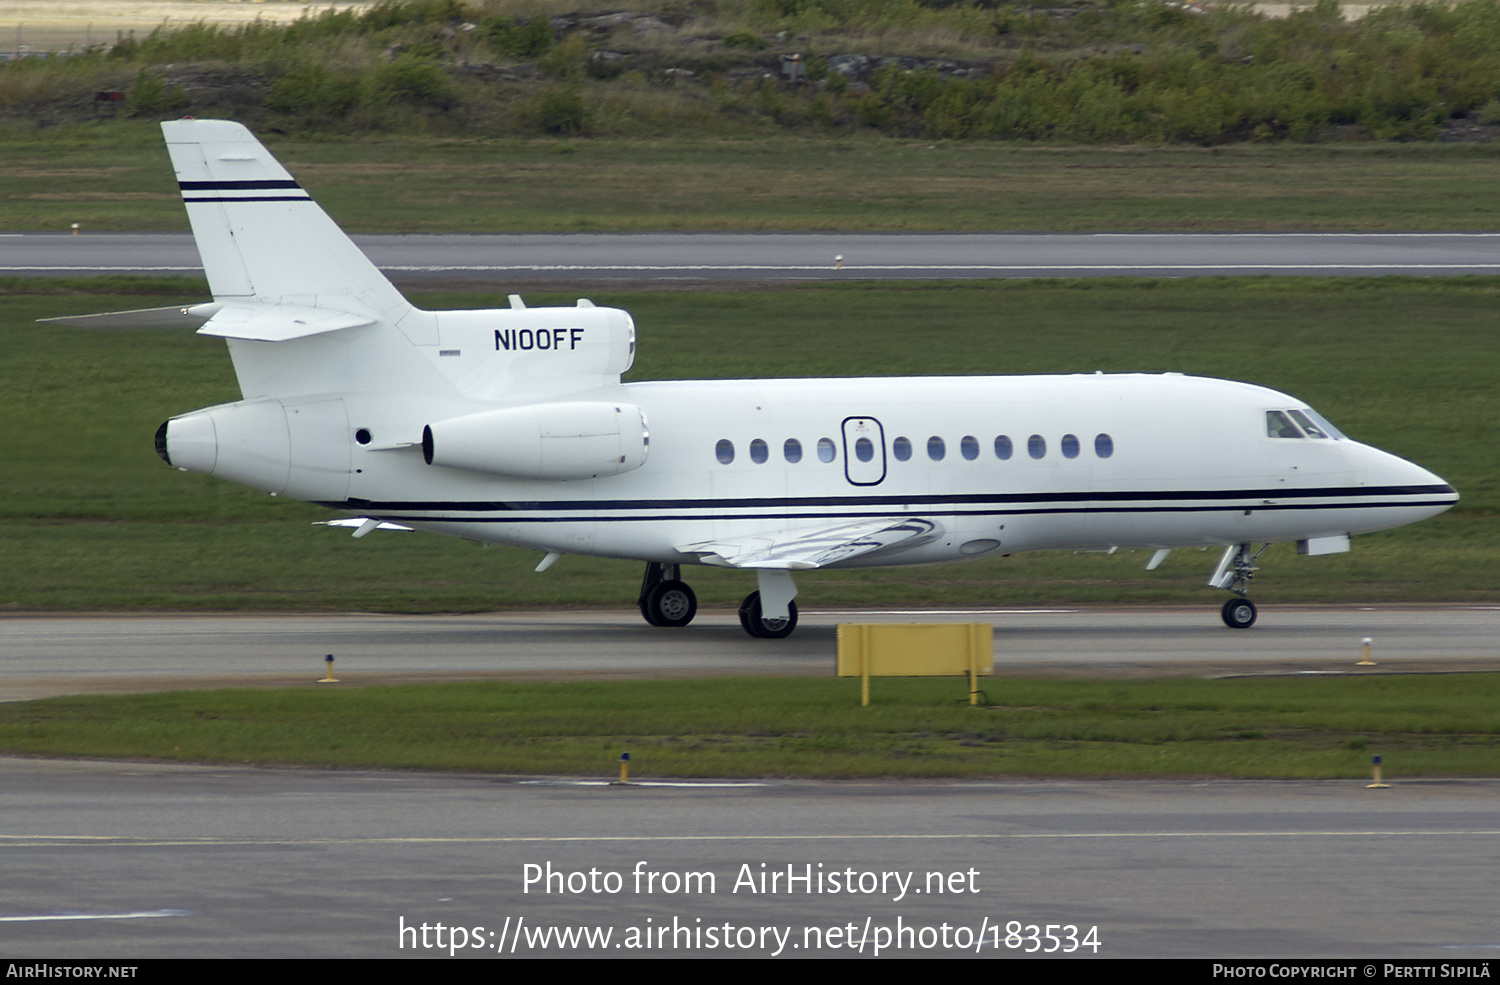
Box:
8 231 1500 281
2 606 1498 701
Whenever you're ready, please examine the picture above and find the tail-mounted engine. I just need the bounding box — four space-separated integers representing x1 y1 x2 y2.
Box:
422 402 649 481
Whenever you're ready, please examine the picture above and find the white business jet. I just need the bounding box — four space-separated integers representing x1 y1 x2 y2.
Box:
63 120 1459 637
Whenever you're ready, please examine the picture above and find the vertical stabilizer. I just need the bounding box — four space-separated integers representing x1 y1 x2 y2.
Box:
161 119 410 324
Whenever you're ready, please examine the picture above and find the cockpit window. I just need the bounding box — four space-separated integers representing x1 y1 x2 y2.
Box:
1268 408 1347 440
1288 410 1328 439
1266 411 1304 438
1298 407 1346 440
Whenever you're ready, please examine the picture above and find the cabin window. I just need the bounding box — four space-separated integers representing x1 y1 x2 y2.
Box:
927 436 946 461
855 437 875 463
893 436 912 461
1266 411 1304 438
1061 434 1080 459
817 437 837 463
716 439 735 464
750 438 769 464
1028 434 1046 459
994 435 1013 460
784 438 802 463
1095 433 1114 458
960 435 979 460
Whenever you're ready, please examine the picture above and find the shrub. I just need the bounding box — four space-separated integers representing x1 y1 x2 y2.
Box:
523 86 589 134
722 30 768 50
483 16 554 59
125 69 187 117
267 64 363 119
372 53 454 108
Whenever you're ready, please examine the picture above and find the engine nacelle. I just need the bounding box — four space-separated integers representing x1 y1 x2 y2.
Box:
422 402 649 481
155 397 351 501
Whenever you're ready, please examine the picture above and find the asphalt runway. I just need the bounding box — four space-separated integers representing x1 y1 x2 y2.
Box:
8 231 1500 282
4 757 1499 959
2 606 1498 701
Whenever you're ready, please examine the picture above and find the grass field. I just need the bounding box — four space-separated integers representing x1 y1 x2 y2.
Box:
8 125 1500 232
2 274 1494 613
4 674 1499 778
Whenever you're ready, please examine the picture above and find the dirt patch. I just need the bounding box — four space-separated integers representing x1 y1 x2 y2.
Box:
0 1 364 52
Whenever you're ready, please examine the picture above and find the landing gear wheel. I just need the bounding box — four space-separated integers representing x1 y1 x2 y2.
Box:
738 591 798 639
645 580 697 628
1221 596 1258 629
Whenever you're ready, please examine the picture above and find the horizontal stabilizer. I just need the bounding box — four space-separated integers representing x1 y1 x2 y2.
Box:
680 517 940 569
197 304 375 342
39 304 217 330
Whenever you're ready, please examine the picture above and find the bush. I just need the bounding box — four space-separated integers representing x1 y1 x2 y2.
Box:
483 16 554 59
523 86 589 134
372 54 454 109
268 64 362 119
125 69 187 118
722 30 768 50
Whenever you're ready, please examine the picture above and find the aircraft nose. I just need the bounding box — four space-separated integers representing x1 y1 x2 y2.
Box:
1362 443 1458 521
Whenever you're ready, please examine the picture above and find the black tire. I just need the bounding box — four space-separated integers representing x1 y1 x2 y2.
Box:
1221 596 1257 629
738 591 799 639
646 580 697 628
738 593 756 635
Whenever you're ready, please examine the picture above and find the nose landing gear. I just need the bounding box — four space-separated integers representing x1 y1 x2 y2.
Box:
1221 595 1258 629
1210 543 1269 629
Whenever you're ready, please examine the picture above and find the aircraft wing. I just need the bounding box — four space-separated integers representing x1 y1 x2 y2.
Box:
678 517 940 570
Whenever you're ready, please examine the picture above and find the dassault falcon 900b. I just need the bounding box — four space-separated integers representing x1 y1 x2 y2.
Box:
59 120 1458 637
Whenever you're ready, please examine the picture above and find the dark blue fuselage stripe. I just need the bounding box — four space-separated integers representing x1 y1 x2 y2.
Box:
319 499 1456 525
178 179 301 190
320 484 1456 515
183 195 311 203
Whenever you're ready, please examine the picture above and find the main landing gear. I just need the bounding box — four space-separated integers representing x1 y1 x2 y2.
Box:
638 564 801 638
638 562 697 628
1209 543 1269 629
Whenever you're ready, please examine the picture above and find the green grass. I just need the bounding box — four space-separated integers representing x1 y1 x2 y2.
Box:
4 675 1500 778
2 275 1494 612
9 128 1500 232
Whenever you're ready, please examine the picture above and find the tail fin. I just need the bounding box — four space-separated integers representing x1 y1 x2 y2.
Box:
161 119 410 324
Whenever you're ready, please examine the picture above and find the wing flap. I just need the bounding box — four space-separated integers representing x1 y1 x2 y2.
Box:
679 517 940 569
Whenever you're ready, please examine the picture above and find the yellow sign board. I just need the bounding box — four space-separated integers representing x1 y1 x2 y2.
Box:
836 623 994 706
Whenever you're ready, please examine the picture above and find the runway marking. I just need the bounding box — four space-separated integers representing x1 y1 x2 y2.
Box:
1086 232 1500 238
11 263 1500 275
0 909 187 922
817 608 1078 616
4 830 1499 847
0 265 201 272
520 780 770 787
377 263 1500 273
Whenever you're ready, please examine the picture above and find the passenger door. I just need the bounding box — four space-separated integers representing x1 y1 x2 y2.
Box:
841 416 887 486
